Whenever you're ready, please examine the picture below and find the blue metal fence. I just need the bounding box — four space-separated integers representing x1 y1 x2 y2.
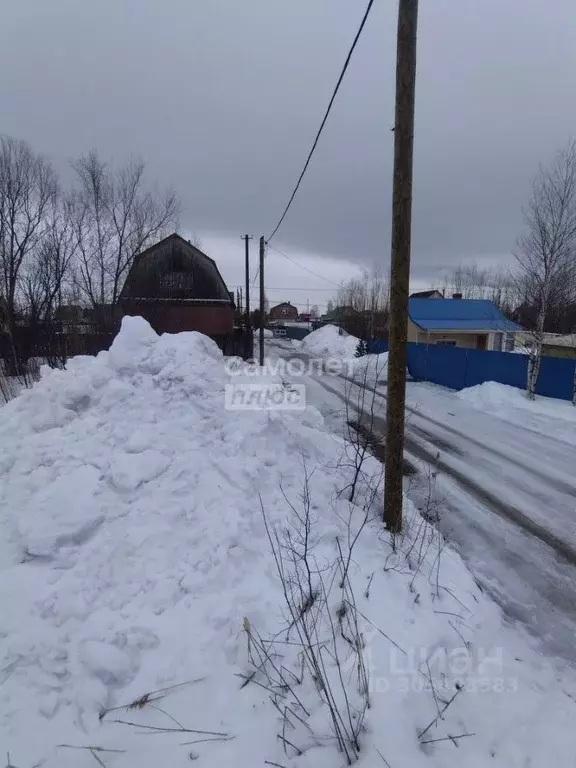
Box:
405 343 575 402
271 328 574 401
366 338 389 354
537 355 575 400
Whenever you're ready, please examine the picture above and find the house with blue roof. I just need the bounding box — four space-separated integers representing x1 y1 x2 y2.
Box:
407 296 521 351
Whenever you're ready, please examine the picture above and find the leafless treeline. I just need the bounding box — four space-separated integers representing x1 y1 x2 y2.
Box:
330 141 576 344
0 134 180 371
444 142 576 337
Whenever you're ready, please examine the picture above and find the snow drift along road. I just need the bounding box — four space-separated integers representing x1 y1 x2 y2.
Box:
0 317 575 768
300 323 359 358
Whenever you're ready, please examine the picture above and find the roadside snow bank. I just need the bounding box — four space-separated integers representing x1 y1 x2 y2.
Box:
298 326 394 385
1 318 575 768
300 323 359 358
351 351 390 385
458 381 576 445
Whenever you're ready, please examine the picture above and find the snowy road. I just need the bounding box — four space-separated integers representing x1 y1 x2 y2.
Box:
269 340 576 663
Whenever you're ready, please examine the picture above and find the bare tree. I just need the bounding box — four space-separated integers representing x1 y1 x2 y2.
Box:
443 263 488 300
21 197 77 327
0 136 58 336
71 150 179 331
336 275 366 312
515 141 576 398
442 262 519 313
335 266 389 336
336 267 388 313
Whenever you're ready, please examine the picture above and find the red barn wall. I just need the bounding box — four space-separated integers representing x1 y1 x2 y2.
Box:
122 302 234 336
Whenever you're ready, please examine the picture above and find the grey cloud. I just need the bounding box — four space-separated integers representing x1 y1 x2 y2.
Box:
1 0 575 280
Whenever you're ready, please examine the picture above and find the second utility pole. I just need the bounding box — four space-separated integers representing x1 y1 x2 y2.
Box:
259 236 265 366
384 0 419 533
242 234 253 329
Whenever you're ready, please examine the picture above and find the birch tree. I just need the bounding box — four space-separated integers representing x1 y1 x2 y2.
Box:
71 151 179 331
515 141 576 399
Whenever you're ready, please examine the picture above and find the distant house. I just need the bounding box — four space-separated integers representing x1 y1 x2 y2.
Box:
119 233 234 345
54 305 90 334
407 297 521 351
533 333 576 359
409 289 444 299
268 302 299 322
322 305 360 323
361 308 389 339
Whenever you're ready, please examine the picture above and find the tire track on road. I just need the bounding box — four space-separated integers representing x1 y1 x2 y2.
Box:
313 374 576 566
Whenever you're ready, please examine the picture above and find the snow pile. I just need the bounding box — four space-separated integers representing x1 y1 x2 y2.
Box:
300 323 359 358
1 317 575 768
254 328 274 338
351 352 390 385
458 381 576 445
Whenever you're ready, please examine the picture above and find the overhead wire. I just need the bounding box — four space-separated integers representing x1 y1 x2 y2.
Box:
267 0 376 242
266 244 341 286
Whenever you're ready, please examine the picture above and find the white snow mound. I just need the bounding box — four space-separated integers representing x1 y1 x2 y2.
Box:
0 317 575 768
458 380 576 445
351 351 390 385
300 323 359 358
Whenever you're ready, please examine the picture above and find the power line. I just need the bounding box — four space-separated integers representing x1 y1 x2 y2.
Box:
265 301 327 308
267 244 341 286
231 285 336 292
267 0 376 242
251 239 267 287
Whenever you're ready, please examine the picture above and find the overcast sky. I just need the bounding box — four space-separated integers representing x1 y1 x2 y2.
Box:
2 0 576 309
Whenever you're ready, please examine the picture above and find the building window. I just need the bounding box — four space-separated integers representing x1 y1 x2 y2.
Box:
493 333 503 352
436 340 457 347
504 332 515 352
160 271 190 293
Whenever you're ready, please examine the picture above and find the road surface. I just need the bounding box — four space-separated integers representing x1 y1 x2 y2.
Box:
268 340 576 664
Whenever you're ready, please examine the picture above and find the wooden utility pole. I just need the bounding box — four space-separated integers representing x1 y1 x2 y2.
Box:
384 0 419 532
241 234 253 329
259 236 265 366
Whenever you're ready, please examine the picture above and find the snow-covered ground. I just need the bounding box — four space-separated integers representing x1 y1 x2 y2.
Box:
268 338 576 645
458 381 576 446
2 321 576 768
296 324 392 385
269 339 576 661
299 323 359 359
352 351 390 385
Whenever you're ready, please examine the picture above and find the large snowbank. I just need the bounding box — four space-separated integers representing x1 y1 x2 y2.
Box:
1 317 575 767
351 351 390 385
458 381 576 446
298 327 394 385
254 328 274 338
300 323 359 358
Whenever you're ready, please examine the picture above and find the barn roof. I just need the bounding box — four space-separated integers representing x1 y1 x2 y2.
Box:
409 289 443 299
409 298 521 331
120 234 232 304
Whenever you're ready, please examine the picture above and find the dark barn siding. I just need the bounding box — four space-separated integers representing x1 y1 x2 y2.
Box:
119 234 234 340
122 301 234 336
